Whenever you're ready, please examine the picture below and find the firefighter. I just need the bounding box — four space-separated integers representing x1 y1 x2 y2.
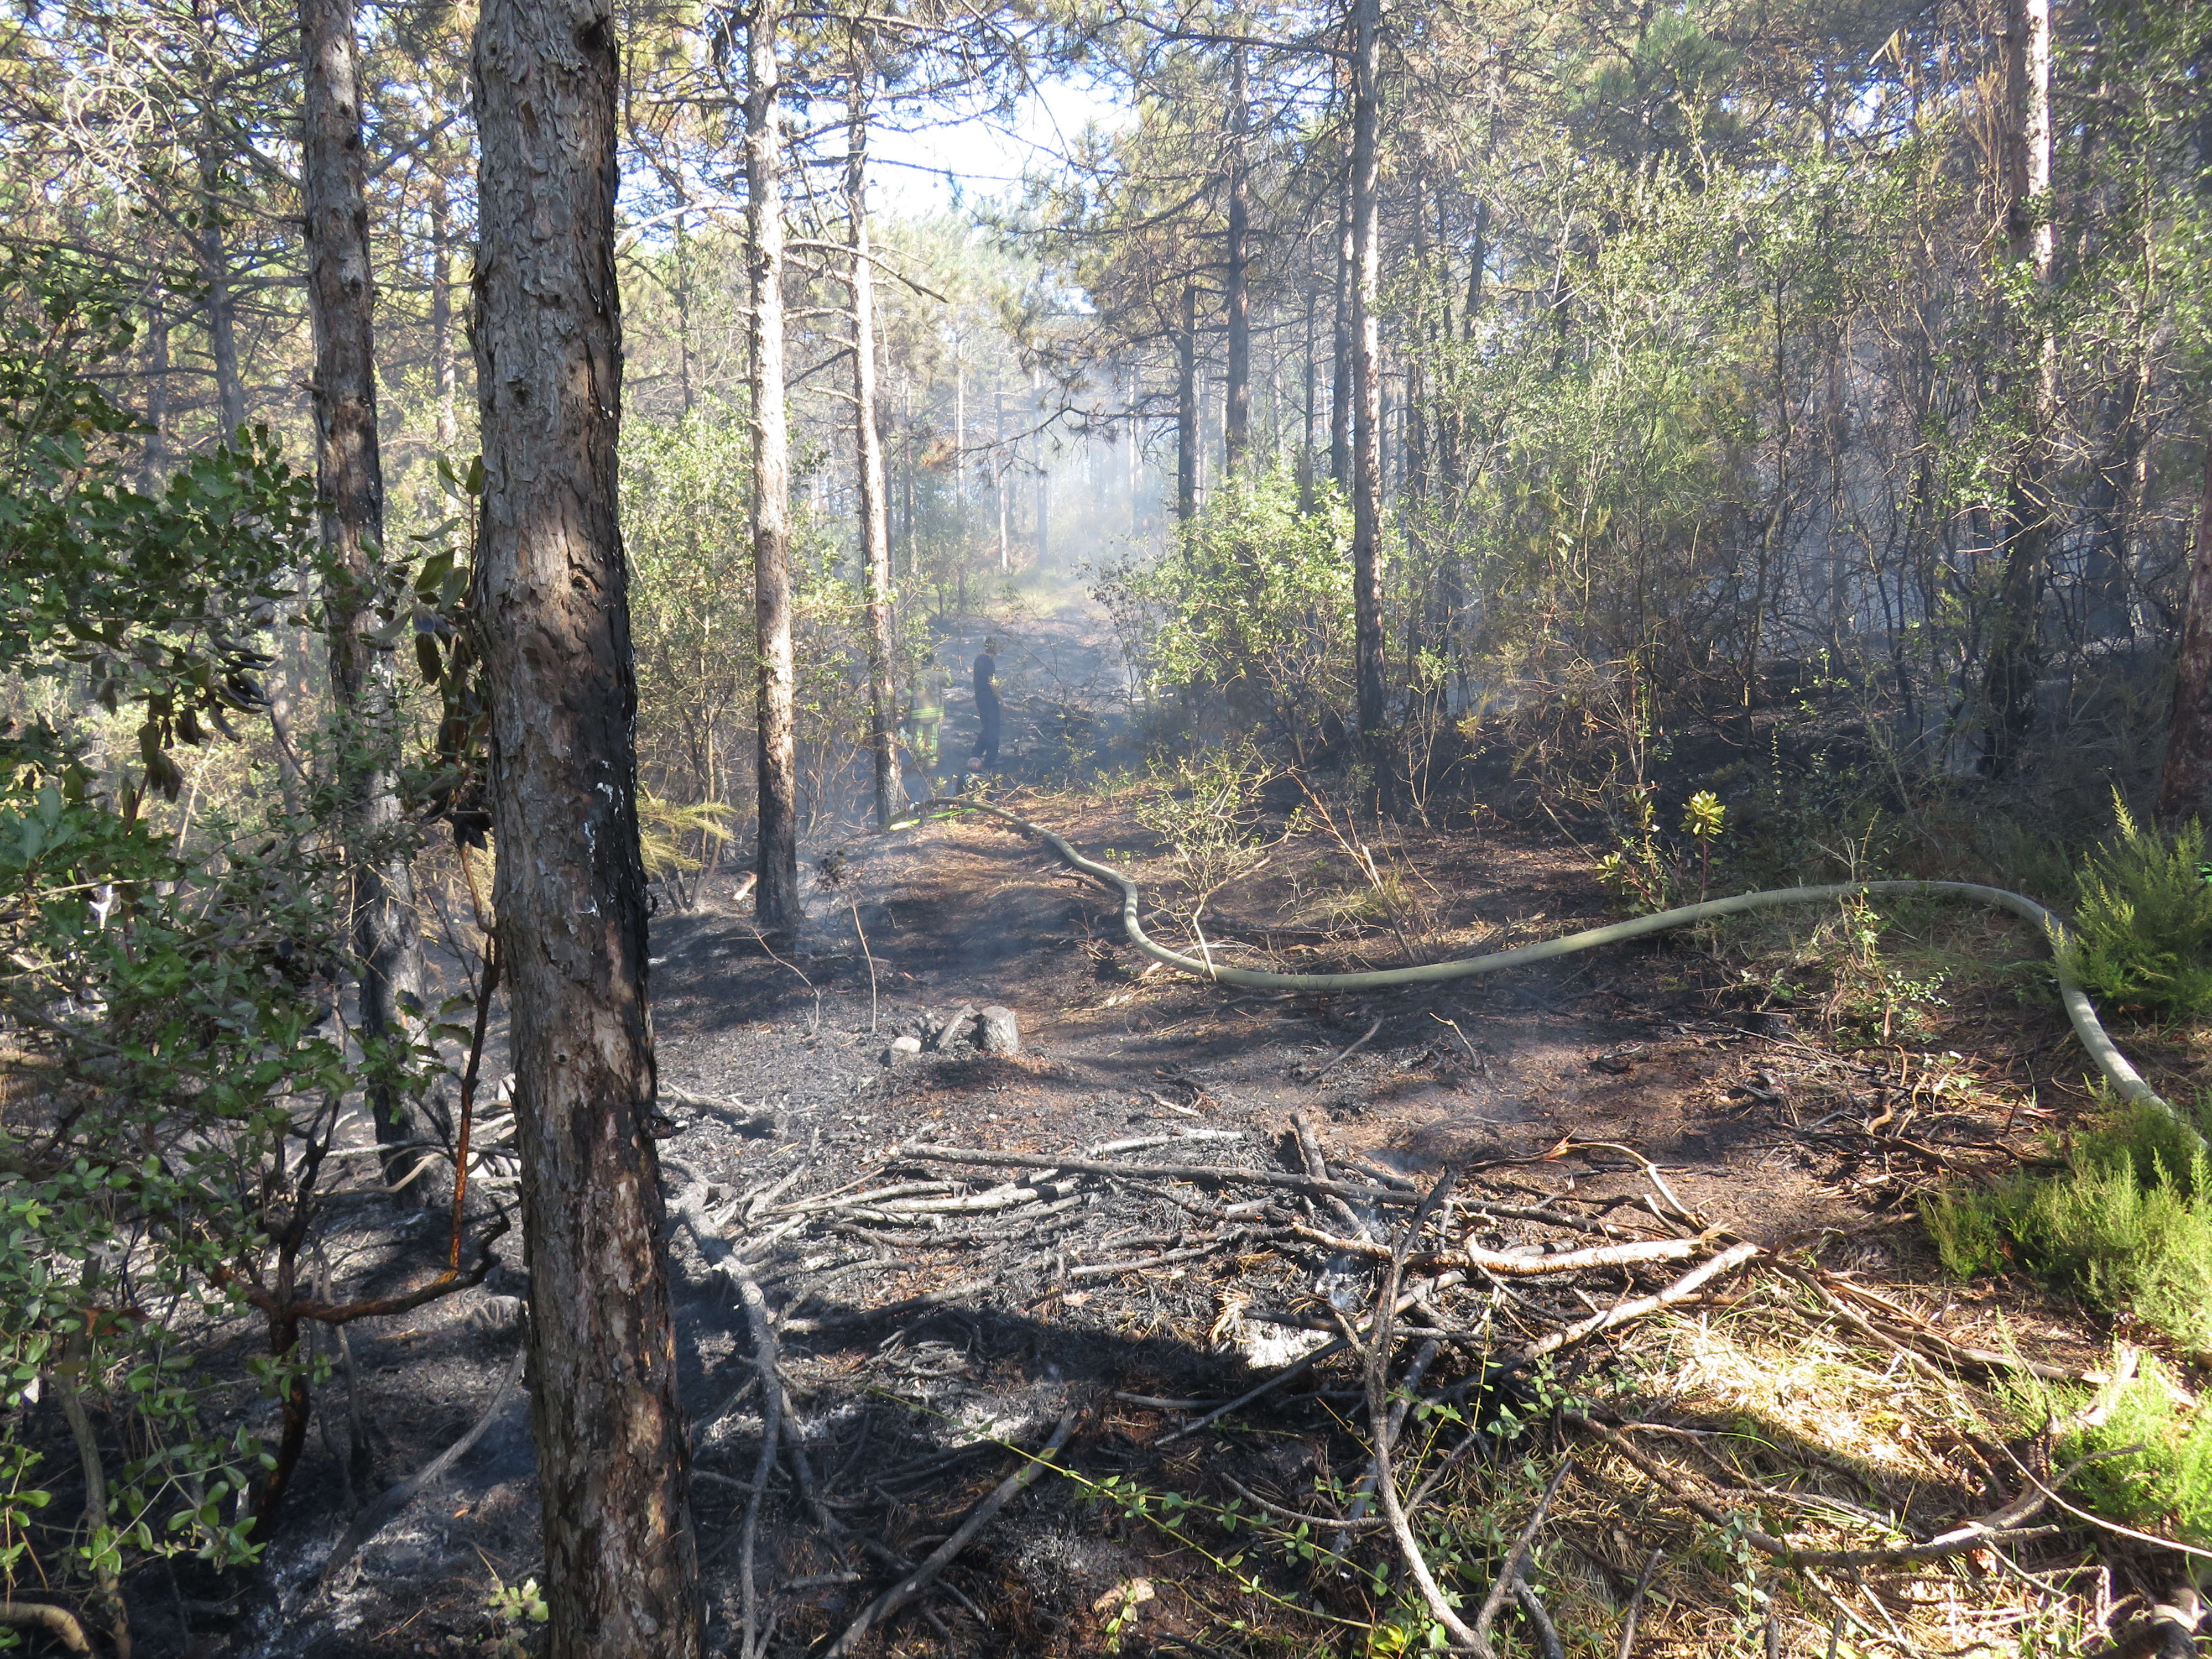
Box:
904 650 950 780
968 639 1003 773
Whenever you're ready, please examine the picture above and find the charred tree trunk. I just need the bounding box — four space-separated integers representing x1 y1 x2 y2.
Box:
847 39 899 830
472 0 705 1647
1979 0 2056 778
1222 35 1250 479
747 0 800 930
2157 441 2212 827
302 0 425 1189
1349 0 1387 760
1176 283 1198 525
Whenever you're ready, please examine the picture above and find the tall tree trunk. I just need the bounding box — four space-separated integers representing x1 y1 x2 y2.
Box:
1222 34 1250 478
472 0 705 1646
431 173 458 449
1349 0 1386 757
747 0 800 930
302 0 425 1191
1176 284 1198 525
2157 441 2212 827
847 38 899 829
1979 0 2056 777
1329 179 1352 487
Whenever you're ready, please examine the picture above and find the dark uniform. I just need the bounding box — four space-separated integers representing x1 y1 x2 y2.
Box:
969 647 1002 770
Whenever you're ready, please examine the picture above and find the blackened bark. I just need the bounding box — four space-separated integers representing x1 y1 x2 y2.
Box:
2157 441 2212 827
302 0 425 1187
471 0 705 1644
1349 0 1386 755
747 0 800 930
1176 283 1198 525
1223 35 1250 478
848 40 899 829
141 291 169 492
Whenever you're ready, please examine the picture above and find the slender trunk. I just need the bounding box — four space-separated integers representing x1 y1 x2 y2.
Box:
302 0 424 1187
847 42 899 830
141 292 169 492
747 0 800 930
1176 284 1198 525
1349 0 1386 755
1979 0 2056 777
1297 286 1316 512
472 0 705 1644
431 173 458 449
2157 441 2212 827
197 150 243 434
1329 176 1353 487
1222 34 1250 479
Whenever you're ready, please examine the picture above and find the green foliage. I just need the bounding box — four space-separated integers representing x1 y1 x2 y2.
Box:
1924 1100 2212 1353
2059 1357 2212 1547
1098 468 1354 761
2054 795 2212 1020
1129 740 1275 926
0 251 476 1620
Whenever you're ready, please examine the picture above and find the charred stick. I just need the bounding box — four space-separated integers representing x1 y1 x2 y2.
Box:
821 1413 1078 1659
1616 1546 1666 1659
316 1338 528 1590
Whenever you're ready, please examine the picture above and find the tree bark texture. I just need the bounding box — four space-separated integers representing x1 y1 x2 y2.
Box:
302 0 425 1186
848 42 900 829
1176 283 1198 525
1349 0 1387 755
471 0 705 1645
747 0 800 929
1222 35 1250 479
2157 441 2212 827
1978 0 2056 777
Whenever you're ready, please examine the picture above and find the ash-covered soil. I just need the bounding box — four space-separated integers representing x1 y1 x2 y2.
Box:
133 607 2129 1659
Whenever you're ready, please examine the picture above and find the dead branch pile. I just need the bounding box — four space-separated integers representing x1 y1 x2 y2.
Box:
657 1117 2183 1657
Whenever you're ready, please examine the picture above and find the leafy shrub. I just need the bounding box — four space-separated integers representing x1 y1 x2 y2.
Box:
2056 795 2212 1019
1924 1099 2212 1353
2060 1357 2212 1546
1096 468 1355 763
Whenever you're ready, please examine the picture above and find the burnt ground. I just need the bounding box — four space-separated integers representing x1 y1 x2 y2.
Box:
115 601 2182 1659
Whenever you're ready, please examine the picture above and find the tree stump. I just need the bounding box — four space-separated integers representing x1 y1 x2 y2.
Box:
976 1005 1020 1056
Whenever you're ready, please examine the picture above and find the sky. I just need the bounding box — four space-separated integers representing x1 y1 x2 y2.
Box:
868 75 1133 214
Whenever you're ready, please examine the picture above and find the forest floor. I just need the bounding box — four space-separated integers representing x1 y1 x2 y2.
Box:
175 593 2194 1659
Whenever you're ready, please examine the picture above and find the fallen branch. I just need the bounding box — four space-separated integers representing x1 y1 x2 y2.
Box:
899 1140 1418 1208
821 1412 1078 1658
1514 1242 1765 1365
1615 1547 1666 1659
1290 1220 1716 1277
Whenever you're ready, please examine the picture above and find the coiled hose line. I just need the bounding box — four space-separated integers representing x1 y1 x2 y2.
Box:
896 795 2201 1149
